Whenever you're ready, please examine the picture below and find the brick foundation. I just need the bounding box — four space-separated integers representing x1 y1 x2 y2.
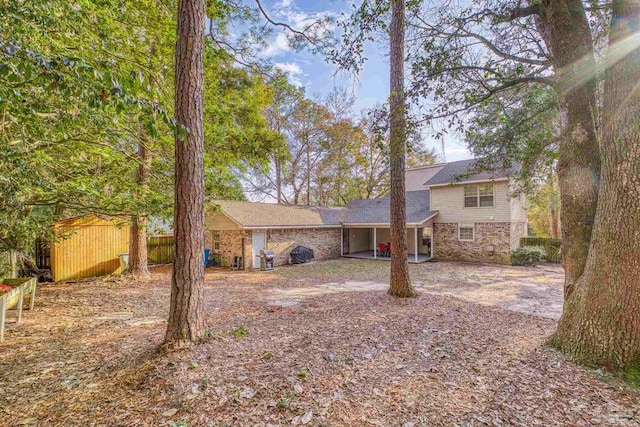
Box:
433 222 513 264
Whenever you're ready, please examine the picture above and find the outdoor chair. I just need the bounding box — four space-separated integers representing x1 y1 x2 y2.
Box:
378 243 388 257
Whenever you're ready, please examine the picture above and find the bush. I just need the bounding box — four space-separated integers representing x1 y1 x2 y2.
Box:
511 246 547 266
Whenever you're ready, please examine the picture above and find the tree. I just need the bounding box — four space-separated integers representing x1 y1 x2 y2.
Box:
535 0 600 294
388 0 415 298
248 81 396 206
552 0 640 369
128 137 152 277
0 0 175 274
528 172 561 239
165 0 207 345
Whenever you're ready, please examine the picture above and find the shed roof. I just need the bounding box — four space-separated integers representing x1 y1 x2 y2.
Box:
340 190 437 225
214 200 345 228
425 159 512 186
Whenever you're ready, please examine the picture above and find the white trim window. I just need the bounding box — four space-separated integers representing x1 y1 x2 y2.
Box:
458 223 475 241
213 230 221 250
464 183 494 208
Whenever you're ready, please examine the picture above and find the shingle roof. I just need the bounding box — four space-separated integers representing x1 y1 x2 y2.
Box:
214 200 344 227
424 159 511 186
340 190 437 225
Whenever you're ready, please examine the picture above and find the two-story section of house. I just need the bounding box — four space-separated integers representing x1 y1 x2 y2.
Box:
406 159 528 263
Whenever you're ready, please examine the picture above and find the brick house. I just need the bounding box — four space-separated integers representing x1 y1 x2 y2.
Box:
207 159 527 268
205 201 344 268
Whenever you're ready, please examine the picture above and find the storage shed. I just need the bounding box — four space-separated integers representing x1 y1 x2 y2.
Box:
51 215 130 281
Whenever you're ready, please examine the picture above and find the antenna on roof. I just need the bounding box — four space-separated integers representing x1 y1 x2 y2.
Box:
441 134 446 163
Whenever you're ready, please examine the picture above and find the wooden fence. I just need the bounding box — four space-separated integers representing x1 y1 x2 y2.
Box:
147 235 174 265
520 237 562 263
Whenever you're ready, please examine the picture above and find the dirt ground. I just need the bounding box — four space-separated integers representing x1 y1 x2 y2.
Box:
0 259 638 426
266 259 565 319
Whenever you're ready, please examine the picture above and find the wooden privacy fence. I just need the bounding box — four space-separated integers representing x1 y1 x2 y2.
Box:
520 237 562 263
147 235 174 265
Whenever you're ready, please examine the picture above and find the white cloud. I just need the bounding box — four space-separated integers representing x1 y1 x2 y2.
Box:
263 32 291 57
276 0 292 8
260 1 337 59
274 62 304 86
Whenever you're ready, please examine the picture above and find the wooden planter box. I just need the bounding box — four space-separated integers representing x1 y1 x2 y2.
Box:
0 277 37 342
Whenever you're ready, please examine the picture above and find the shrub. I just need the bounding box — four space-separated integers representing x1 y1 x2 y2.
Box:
511 246 547 266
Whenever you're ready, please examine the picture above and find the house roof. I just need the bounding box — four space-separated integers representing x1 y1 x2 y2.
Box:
214 200 345 228
424 159 512 186
340 190 437 225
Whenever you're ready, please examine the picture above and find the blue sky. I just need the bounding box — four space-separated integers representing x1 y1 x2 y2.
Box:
259 0 473 162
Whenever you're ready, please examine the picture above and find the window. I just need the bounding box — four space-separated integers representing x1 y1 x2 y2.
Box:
213 231 220 251
464 184 494 208
459 224 475 241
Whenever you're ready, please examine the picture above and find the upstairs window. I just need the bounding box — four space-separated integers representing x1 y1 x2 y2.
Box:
464 184 494 208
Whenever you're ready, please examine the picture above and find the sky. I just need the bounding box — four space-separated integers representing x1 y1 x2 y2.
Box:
257 0 473 162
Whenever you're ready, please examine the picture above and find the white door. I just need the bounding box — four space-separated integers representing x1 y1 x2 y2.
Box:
252 231 266 268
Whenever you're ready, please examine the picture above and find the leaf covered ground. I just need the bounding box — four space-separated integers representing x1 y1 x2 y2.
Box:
0 259 638 426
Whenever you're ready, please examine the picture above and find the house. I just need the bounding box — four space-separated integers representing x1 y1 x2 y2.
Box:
207 159 527 267
205 201 344 268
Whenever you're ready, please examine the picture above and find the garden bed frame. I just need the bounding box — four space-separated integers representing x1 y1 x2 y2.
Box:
0 277 37 342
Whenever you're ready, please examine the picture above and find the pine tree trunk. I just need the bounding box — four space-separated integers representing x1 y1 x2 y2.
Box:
388 0 415 298
165 0 207 345
553 0 640 369
275 155 283 204
306 142 311 206
541 0 601 295
129 136 151 278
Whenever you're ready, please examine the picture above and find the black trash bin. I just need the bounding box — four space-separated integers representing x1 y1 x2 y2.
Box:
290 246 314 264
260 249 275 270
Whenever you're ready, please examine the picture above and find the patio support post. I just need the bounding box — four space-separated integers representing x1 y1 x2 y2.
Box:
414 226 418 263
374 227 377 259
340 228 344 256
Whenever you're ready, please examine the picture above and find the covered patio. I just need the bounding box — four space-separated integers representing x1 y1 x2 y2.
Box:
339 190 438 263
343 250 432 263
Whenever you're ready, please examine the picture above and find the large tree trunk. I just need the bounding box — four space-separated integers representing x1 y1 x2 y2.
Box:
553 0 640 369
129 136 151 278
540 0 601 295
165 0 207 345
388 0 415 298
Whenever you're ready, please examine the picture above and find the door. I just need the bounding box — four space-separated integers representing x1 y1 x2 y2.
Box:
252 231 266 268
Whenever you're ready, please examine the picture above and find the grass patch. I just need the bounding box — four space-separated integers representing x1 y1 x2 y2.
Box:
621 367 640 387
229 326 248 339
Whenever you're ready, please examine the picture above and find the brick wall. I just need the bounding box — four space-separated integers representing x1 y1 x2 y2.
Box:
433 222 512 264
206 229 247 267
267 228 342 266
